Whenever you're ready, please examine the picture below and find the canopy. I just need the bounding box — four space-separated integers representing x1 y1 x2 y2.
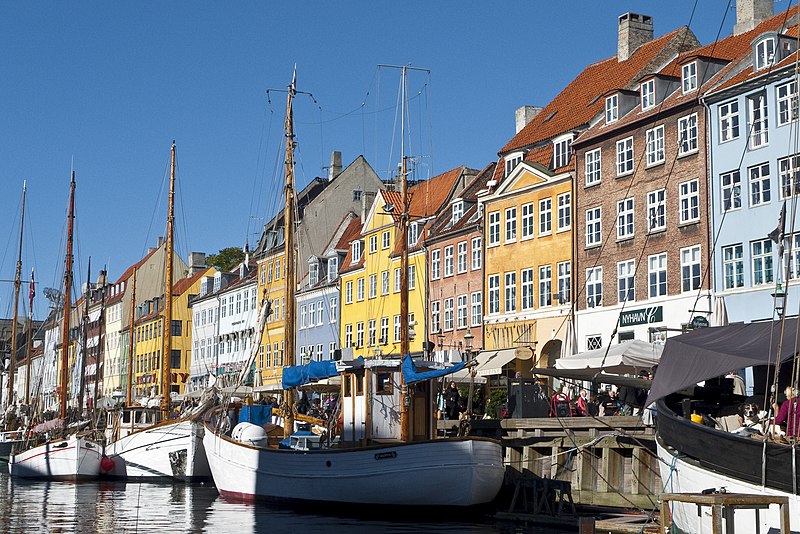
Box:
282 359 339 389
647 318 799 404
474 348 528 377
555 339 662 374
401 355 466 384
531 367 652 389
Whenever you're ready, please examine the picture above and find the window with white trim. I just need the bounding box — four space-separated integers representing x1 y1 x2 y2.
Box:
394 315 401 343
722 170 742 211
617 197 634 240
407 222 419 246
328 256 338 281
443 298 454 331
452 201 464 225
457 295 468 329
641 79 655 110
357 277 365 301
719 100 740 142
471 292 482 327
368 319 376 347
648 253 667 298
351 241 362 264
755 38 775 71
382 230 391 249
394 267 401 293
586 207 602 246
369 274 377 299
380 317 389 344
521 268 534 310
682 62 697 93
488 211 501 245
430 301 440 334
647 189 666 232
471 237 482 270
749 162 771 206
381 270 389 295
779 154 800 198
585 148 601 186
680 245 702 292
539 265 552 307
554 137 572 168
722 244 744 289
751 239 773 286
557 261 571 304
605 94 619 124
679 179 700 224
431 249 440 280
539 198 552 235
488 274 500 314
408 265 416 290
748 92 768 149
330 297 337 323
678 113 698 155
345 281 353 304
522 202 535 238
788 234 800 279
505 207 517 242
457 241 468 273
345 324 353 348
505 153 523 177
616 137 634 176
557 193 571 230
777 80 799 126
586 267 603 308
646 125 665 166
617 259 635 303
356 322 364 348
505 272 517 313
444 245 454 277
369 234 377 254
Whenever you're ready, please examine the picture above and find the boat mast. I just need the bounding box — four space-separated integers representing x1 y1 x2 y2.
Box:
94 273 105 410
126 271 137 406
78 257 91 416
60 172 76 420
7 181 26 409
24 312 33 405
282 70 298 440
398 67 411 442
161 142 176 418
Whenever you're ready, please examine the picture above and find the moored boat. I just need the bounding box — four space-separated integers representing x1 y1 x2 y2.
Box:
9 433 101 481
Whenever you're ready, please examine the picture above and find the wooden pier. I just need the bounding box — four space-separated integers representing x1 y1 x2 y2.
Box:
659 493 791 534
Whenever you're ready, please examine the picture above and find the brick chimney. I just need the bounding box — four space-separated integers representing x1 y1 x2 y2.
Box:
734 0 773 35
515 106 542 133
618 13 654 62
329 151 343 181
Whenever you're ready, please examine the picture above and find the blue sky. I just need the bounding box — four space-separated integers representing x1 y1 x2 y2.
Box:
0 1 757 319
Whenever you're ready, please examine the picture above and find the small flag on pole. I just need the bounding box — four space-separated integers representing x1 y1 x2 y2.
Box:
768 201 787 255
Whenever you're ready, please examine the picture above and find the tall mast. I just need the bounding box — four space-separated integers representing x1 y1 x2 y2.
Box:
125 271 137 406
398 67 411 442
283 69 297 440
7 181 26 408
78 257 91 415
95 273 105 411
161 142 176 418
60 172 76 420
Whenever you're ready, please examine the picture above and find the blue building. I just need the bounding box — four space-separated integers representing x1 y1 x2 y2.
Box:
706 17 800 323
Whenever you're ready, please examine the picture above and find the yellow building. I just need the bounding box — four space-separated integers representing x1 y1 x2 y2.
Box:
256 247 287 389
479 158 573 372
132 267 214 397
339 169 467 359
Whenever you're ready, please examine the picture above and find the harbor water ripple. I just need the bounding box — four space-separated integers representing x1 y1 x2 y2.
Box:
0 465 560 533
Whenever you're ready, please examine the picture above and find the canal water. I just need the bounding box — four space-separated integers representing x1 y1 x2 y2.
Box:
0 464 561 533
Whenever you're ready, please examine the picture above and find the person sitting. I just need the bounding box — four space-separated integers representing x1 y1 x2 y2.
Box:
773 386 800 438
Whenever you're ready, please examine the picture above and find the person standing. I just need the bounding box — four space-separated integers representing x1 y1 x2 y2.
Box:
444 381 461 420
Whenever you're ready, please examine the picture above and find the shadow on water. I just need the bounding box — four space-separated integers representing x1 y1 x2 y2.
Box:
0 465 562 533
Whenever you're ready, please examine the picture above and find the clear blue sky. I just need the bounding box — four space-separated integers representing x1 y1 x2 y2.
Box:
0 1 754 319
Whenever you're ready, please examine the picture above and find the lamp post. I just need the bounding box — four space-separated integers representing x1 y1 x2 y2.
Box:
463 329 474 416
772 282 786 319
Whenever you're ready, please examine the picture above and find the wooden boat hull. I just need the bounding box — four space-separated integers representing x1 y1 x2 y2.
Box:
103 419 210 481
9 435 101 480
203 423 505 506
657 398 800 533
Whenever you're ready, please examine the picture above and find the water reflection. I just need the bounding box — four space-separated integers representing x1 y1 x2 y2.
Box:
0 464 553 533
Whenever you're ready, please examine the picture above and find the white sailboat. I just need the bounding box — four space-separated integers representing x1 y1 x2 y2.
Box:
10 171 102 480
203 69 505 506
101 142 210 481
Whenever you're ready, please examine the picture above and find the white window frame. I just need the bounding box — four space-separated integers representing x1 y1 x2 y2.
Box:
586 207 602 247
617 259 635 303
586 267 603 308
471 291 482 327
430 301 441 334
557 261 571 304
521 268 534 310
444 245 454 277
357 277 365 301
369 273 377 299
749 162 771 207
557 193 571 231
504 271 517 313
722 244 744 290
755 37 775 71
452 201 464 225
553 136 572 168
719 100 740 143
381 270 390 296
777 80 798 126
505 207 517 243
488 274 500 315
351 241 362 264
721 170 742 211
521 202 535 239
679 179 700 224
431 249 440 280
585 148 601 186
443 297 454 331
678 113 698 155
394 315 401 343
751 239 773 286
646 125 665 166
779 154 800 199
539 265 552 307
605 94 619 124
748 92 768 149
382 230 391 249
682 61 697 93
345 281 353 304
408 264 416 291
616 137 634 176
457 295 468 329
641 78 656 110
648 253 667 298
617 197 635 240
394 267 401 293
505 153 523 177
457 241 468 273
471 237 482 270
488 211 501 245
369 234 377 254
539 198 552 236
647 189 666 233
680 245 702 293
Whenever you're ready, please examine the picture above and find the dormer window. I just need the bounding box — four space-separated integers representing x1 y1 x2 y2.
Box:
553 135 573 169
408 222 419 246
213 274 221 292
641 79 656 110
755 38 775 71
452 201 464 225
682 62 697 93
605 94 619 124
351 240 362 264
200 278 208 295
504 152 523 177
309 259 319 287
327 256 339 281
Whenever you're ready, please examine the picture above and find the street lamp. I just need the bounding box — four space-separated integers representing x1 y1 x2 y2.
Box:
463 329 475 418
772 282 786 318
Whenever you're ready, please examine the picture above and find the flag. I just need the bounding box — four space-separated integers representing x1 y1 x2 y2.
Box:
29 269 35 310
768 202 786 255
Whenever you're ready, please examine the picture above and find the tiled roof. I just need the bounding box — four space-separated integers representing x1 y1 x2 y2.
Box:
426 162 497 242
500 26 698 154
335 215 363 250
384 166 468 222
172 268 210 297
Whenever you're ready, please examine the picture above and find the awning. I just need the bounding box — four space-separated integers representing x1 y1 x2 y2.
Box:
647 318 798 404
449 367 486 384
475 348 528 377
401 354 466 384
555 339 661 374
531 367 652 389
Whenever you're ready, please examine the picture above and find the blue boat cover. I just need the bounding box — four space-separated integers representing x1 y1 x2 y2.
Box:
401 354 466 384
282 359 339 389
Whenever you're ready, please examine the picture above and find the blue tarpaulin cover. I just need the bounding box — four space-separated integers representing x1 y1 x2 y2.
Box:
282 359 339 389
401 354 466 384
239 405 273 427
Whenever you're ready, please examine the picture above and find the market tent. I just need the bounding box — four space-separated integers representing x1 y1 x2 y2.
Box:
647 318 797 404
555 339 662 374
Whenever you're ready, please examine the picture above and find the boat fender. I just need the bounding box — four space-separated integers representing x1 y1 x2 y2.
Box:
232 422 268 447
100 456 115 472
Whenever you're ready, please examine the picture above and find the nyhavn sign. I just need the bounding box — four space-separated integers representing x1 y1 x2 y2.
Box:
619 306 662 327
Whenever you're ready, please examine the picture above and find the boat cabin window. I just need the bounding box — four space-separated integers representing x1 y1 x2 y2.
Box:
122 411 131 424
344 374 352 397
375 372 393 395
355 372 364 396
